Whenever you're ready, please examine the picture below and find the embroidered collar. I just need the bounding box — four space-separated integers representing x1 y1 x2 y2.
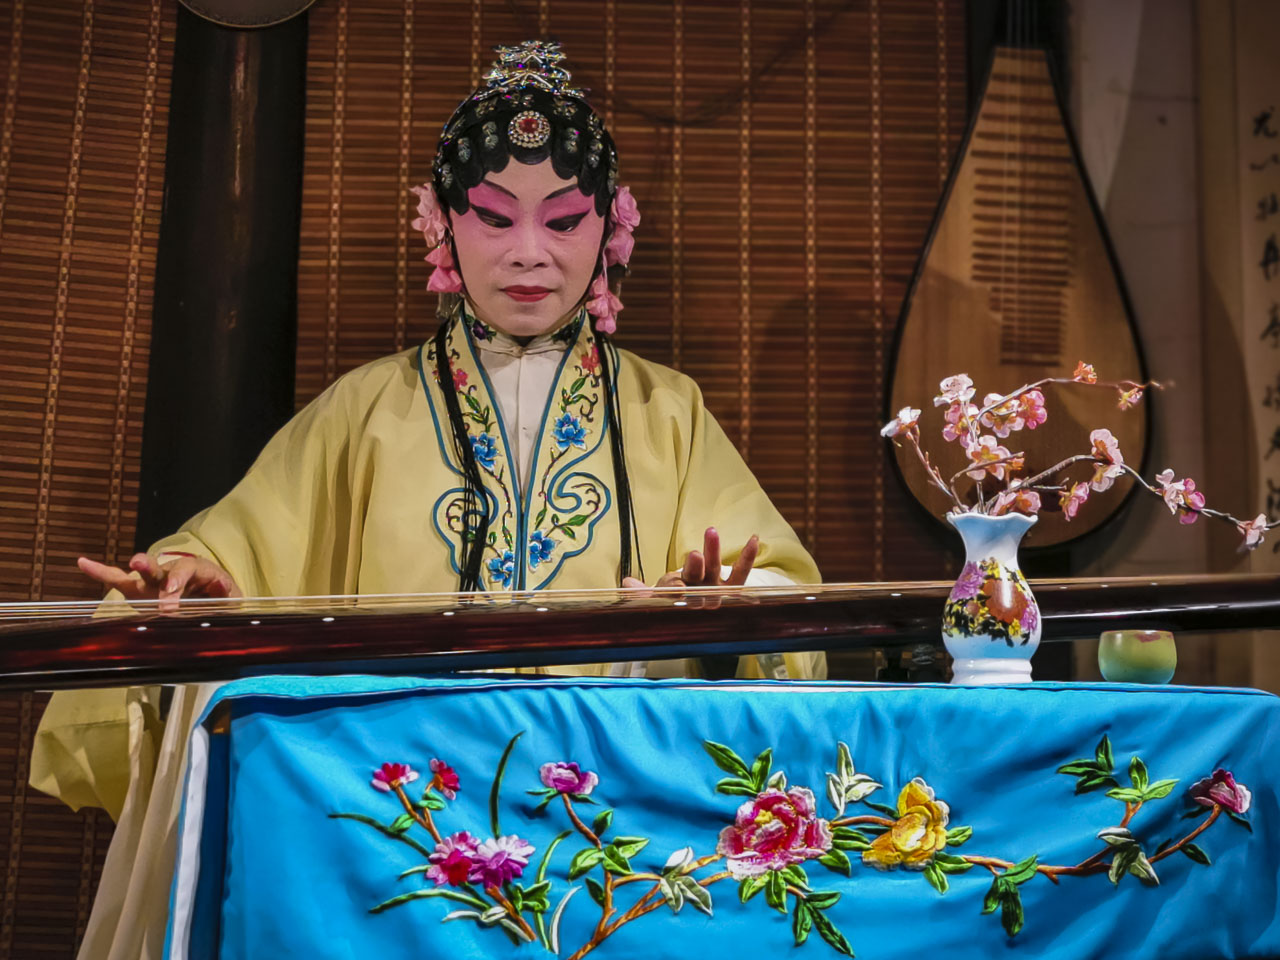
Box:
462 305 587 356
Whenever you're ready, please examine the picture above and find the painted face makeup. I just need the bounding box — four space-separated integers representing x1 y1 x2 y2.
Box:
450 159 606 339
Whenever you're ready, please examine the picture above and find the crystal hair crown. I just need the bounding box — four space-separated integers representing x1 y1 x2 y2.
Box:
477 40 586 100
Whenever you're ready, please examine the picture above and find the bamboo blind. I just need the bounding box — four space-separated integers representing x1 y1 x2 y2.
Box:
0 0 174 955
298 0 968 583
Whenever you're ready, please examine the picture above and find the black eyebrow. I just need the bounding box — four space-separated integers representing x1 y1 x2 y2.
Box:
477 179 579 203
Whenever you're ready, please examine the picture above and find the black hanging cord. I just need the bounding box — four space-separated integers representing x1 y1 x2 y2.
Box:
593 323 643 584
433 313 490 591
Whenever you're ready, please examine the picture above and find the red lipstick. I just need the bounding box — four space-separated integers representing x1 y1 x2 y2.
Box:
503 286 551 303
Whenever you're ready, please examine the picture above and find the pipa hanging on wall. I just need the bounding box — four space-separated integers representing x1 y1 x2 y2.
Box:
886 41 1149 549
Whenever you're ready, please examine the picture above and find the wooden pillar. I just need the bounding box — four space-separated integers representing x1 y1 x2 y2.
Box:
135 4 307 549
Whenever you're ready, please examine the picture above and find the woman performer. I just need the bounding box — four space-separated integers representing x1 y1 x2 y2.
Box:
31 41 823 960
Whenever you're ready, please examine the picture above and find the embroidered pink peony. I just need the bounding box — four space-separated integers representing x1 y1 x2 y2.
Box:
429 758 460 800
470 834 535 888
1059 481 1090 520
1189 769 1251 815
934 373 976 407
1239 513 1269 549
716 786 832 879
540 761 599 795
410 184 448 247
425 243 463 294
427 831 479 887
371 762 418 793
880 406 922 439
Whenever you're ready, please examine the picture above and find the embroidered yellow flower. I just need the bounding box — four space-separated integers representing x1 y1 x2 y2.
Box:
862 777 950 870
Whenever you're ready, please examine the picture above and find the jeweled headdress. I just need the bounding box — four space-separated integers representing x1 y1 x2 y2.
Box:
432 40 619 217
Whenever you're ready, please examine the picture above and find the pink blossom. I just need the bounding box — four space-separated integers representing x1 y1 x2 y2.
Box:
430 758 460 800
1117 387 1144 410
1019 602 1038 634
979 392 1024 437
965 435 1013 481
604 227 634 266
1239 513 1269 549
1059 481 1090 520
451 369 468 391
470 835 535 888
949 562 984 601
1155 469 1205 524
1189 769 1251 815
1073 361 1097 384
539 761 599 795
880 406 921 439
934 374 975 407
611 186 641 231
425 243 463 293
716 787 832 879
409 184 448 247
991 488 1042 516
1018 389 1047 429
942 401 980 449
1088 428 1125 492
586 272 621 334
427 831 479 887
371 762 418 793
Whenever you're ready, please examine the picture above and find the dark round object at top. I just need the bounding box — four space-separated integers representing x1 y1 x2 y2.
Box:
178 0 318 28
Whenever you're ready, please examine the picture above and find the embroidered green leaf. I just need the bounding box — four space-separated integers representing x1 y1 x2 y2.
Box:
509 886 524 913
817 848 852 877
1181 842 1212 866
738 876 767 903
680 877 714 917
592 809 614 836
781 864 809 889
565 514 588 527
933 852 975 874
534 506 548 528
830 827 870 851
658 876 683 912
535 830 572 886
792 899 813 945
464 393 483 414
518 879 551 914
370 887 489 914
945 825 973 846
865 800 899 818
1107 844 1141 885
764 869 788 913
547 886 580 956
767 771 788 790
836 741 854 780
715 777 759 797
1002 854 1039 885
1105 787 1144 803
810 906 856 957
1142 778 1179 801
1097 826 1135 846
611 836 649 858
1096 734 1114 771
999 884 1025 937
568 792 597 804
568 847 604 879
1127 850 1160 887
561 526 577 541
388 813 415 834
1228 811 1253 832
749 748 773 792
1073 773 1120 795
568 376 587 395
417 791 447 811
602 845 633 874
1056 760 1103 777
923 861 948 895
585 876 606 907
663 846 695 876
981 878 1002 915
328 812 431 857
703 741 752 779
1129 756 1149 792
490 731 524 838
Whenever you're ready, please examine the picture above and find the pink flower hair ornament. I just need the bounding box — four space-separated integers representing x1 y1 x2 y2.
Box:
589 185 640 334
410 183 463 294
882 361 1278 551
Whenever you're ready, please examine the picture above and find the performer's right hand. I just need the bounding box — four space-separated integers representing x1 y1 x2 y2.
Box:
78 553 242 612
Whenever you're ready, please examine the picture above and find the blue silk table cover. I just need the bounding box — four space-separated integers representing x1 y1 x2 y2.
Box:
164 678 1280 960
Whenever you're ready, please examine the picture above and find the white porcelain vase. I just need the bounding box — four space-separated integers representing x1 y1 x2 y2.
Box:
942 511 1041 684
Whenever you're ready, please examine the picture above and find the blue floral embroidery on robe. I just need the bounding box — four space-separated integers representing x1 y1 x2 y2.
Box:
528 531 555 569
487 549 516 587
551 413 587 451
471 433 498 471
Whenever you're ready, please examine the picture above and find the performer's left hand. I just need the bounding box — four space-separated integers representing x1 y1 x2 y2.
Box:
621 527 758 589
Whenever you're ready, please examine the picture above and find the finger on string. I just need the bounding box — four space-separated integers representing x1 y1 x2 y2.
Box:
162 558 197 599
655 573 687 589
682 550 705 585
703 528 722 582
78 557 142 597
128 553 167 586
621 576 646 589
727 535 760 586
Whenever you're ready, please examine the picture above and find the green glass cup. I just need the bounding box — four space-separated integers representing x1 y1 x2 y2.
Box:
1097 630 1177 684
